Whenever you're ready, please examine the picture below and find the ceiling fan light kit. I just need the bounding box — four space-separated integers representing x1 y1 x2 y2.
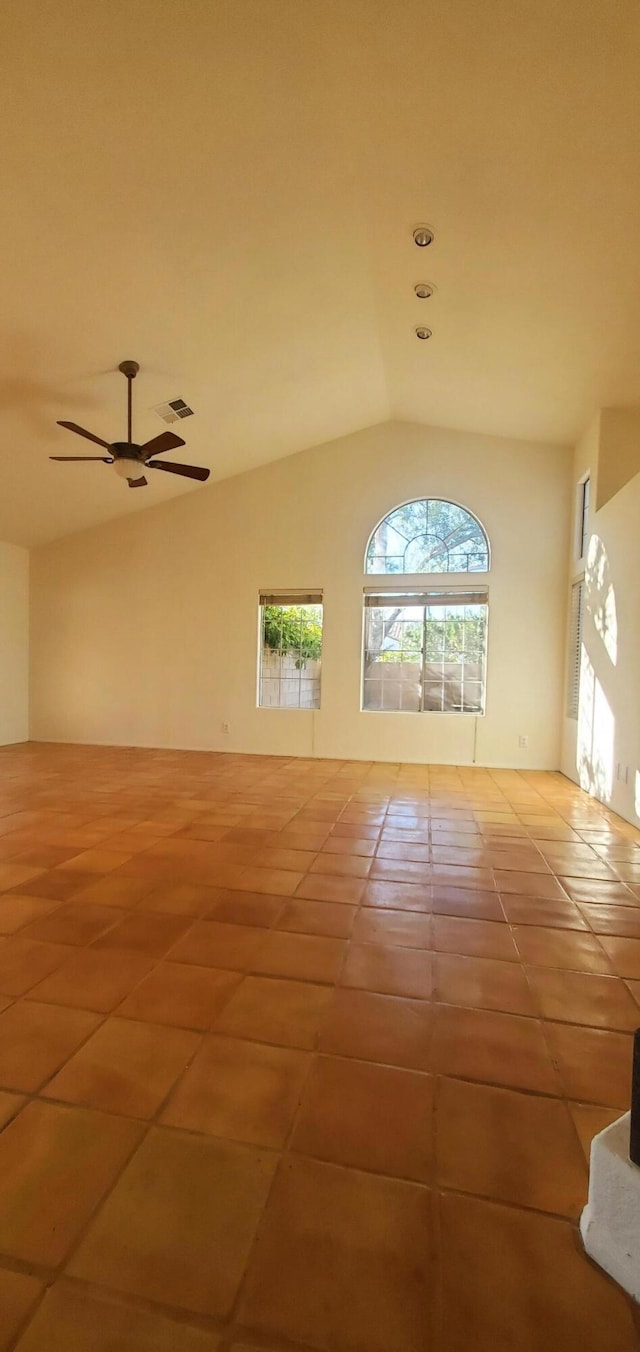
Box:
50 361 210 489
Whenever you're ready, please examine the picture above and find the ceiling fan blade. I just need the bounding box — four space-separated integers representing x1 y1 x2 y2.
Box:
147 459 210 482
140 431 186 459
128 476 147 488
57 421 114 452
49 455 113 462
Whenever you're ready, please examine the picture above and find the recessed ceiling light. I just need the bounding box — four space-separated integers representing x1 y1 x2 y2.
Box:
414 282 435 299
413 224 434 247
415 326 432 340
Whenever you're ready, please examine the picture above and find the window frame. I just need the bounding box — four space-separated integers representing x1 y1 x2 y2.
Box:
576 474 591 564
257 592 323 711
365 496 491 576
360 583 489 716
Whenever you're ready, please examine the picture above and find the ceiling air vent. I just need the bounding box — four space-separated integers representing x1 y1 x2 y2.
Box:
153 397 195 424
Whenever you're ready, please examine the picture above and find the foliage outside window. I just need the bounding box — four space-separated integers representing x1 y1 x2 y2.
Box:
259 595 322 709
363 593 488 713
366 498 489 574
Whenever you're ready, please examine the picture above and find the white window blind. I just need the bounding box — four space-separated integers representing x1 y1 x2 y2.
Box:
567 580 584 719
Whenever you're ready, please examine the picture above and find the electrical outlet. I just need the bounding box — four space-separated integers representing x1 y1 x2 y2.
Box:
221 721 230 734
518 735 529 749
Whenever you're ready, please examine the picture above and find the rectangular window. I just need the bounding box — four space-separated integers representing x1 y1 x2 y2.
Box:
258 593 322 709
362 590 488 714
577 476 590 561
567 580 584 720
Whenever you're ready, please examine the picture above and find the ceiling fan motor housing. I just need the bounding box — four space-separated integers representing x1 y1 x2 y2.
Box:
111 441 146 464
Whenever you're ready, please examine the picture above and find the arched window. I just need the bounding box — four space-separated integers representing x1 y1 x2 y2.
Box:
366 498 490 575
362 498 490 714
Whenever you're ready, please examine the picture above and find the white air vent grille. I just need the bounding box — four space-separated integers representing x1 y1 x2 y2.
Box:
153 398 194 424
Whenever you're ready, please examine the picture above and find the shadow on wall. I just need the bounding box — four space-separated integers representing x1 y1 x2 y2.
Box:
577 535 617 803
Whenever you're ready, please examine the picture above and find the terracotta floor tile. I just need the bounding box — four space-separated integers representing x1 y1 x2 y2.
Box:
119 961 240 1029
70 874 157 907
12 870 96 901
561 878 636 905
0 1000 100 1091
58 849 133 873
434 953 535 1015
207 890 284 928
599 935 640 978
275 829 331 850
0 1100 142 1265
0 893 61 935
0 1090 25 1129
546 1022 632 1108
0 862 45 893
0 1268 43 1351
46 1016 199 1117
432 864 495 890
319 988 433 1071
527 966 640 1030
275 896 355 938
353 908 432 949
239 1155 434 1352
432 1004 559 1094
342 943 433 999
438 1191 638 1352
169 919 267 970
26 948 154 1012
295 873 366 905
235 866 303 897
433 916 518 962
322 834 377 856
579 902 640 937
371 857 432 885
493 869 568 898
215 975 333 1049
13 1282 223 1351
22 901 123 946
252 930 345 983
364 879 432 911
500 894 588 929
292 1055 434 1182
138 881 221 916
162 1033 308 1146
309 851 372 879
432 886 504 921
69 1126 276 1318
513 925 612 972
569 1102 624 1161
93 911 193 957
436 1077 587 1216
254 847 318 872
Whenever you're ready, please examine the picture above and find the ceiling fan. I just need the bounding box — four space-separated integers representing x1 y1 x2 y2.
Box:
50 361 210 488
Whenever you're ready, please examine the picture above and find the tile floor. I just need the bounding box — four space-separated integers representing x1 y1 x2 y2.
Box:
0 743 638 1349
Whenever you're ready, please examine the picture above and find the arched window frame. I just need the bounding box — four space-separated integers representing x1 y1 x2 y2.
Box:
364 497 491 578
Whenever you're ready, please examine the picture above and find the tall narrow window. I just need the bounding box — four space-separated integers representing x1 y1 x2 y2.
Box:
258 593 323 709
567 580 584 720
578 477 590 561
363 590 488 713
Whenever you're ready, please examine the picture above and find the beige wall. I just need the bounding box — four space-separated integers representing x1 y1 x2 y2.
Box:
0 541 29 745
562 416 640 826
29 420 571 767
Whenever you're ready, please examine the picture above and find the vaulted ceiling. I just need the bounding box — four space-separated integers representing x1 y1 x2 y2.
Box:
2 0 640 545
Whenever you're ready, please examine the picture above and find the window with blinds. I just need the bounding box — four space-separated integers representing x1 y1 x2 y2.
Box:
362 589 488 714
258 593 323 709
567 580 584 720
